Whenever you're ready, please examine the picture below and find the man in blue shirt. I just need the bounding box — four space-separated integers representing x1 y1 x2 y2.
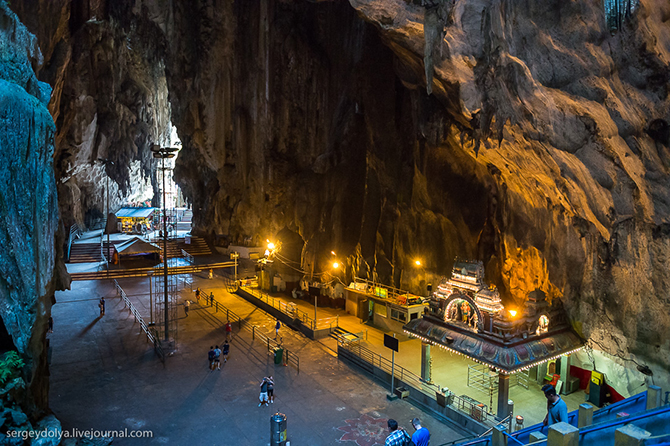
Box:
410 417 430 446
542 384 568 426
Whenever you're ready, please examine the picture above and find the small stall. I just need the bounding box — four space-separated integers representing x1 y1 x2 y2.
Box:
114 237 162 263
116 207 156 234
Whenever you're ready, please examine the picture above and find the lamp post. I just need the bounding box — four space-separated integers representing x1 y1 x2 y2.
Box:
148 270 154 325
151 145 178 342
97 159 114 273
231 252 239 284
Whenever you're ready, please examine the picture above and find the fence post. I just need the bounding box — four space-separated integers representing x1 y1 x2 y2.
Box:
547 422 579 446
252 326 255 340
227 309 229 320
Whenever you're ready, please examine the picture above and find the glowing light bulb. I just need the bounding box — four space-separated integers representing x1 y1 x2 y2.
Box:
332 262 339 269
415 260 422 266
267 242 275 250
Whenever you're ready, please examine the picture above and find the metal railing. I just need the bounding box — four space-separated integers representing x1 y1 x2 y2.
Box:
181 249 194 265
240 285 339 332
197 289 300 374
66 223 82 261
338 339 497 425
99 228 108 272
114 280 165 363
338 339 440 394
351 277 421 303
70 262 234 281
467 365 528 396
453 394 492 423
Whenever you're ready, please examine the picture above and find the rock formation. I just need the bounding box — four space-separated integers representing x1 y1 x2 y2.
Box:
0 0 60 427
6 0 670 397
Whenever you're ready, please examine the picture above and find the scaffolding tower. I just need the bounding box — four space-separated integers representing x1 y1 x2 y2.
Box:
152 272 180 349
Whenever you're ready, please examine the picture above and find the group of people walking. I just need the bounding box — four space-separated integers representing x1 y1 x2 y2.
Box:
207 342 230 370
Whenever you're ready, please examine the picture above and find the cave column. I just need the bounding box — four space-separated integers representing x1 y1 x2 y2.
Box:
420 342 431 382
497 373 510 419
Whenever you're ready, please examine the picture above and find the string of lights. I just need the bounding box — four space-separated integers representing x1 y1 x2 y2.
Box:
404 329 585 375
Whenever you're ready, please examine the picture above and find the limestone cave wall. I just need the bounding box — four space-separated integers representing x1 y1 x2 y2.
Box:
157 0 670 386
7 0 670 395
12 0 172 232
0 0 59 420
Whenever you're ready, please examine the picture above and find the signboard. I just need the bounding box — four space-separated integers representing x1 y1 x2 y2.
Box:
384 333 398 352
375 287 388 298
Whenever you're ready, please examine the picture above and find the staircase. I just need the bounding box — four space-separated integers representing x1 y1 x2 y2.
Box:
178 236 211 256
148 236 211 258
68 243 101 263
176 209 192 232
329 326 350 341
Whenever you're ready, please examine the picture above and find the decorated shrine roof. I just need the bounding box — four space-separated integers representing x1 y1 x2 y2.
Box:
403 317 584 375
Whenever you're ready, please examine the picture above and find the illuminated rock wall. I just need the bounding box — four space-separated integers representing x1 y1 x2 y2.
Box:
12 0 171 231
11 0 670 393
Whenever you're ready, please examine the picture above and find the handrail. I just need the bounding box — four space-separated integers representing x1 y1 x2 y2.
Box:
240 285 339 333
66 223 82 261
511 390 648 439
502 432 524 445
338 339 442 395
578 405 670 436
197 287 300 374
338 339 498 428
480 415 512 437
114 280 164 363
99 227 108 272
352 277 419 301
181 249 194 265
70 262 235 281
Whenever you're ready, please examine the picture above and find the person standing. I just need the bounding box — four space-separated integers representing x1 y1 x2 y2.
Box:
184 300 190 317
208 269 213 279
222 340 229 363
99 297 105 317
384 419 410 446
214 345 222 370
225 321 233 342
259 377 269 407
209 292 214 306
410 418 430 446
542 384 568 426
195 287 201 303
267 375 275 403
274 319 281 340
208 346 215 371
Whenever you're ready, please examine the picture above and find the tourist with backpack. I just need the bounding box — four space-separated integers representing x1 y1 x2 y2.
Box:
208 346 215 371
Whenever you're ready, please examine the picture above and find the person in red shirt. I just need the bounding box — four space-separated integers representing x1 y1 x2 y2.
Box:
225 321 232 341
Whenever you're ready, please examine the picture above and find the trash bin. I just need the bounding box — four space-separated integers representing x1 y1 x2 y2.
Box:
270 413 287 446
274 348 283 365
